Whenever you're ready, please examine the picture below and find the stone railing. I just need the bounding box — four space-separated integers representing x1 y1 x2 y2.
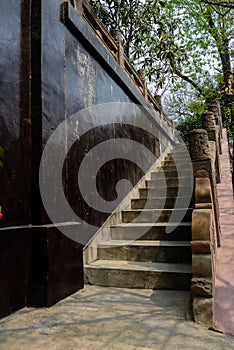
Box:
65 0 172 128
188 102 223 327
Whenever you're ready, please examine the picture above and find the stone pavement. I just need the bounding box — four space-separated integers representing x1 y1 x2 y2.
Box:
0 130 234 349
215 129 234 336
0 285 234 350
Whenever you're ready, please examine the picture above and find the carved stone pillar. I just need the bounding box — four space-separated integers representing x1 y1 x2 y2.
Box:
111 28 124 68
191 179 215 328
189 129 221 247
188 128 222 328
202 112 215 132
189 129 210 161
208 101 223 154
154 95 162 109
202 112 221 183
138 68 148 101
208 101 223 132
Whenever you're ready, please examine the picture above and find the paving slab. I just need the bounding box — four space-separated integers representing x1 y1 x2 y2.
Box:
0 285 233 350
215 129 234 336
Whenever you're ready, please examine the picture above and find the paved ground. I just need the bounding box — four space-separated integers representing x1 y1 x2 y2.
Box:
0 129 233 349
0 285 234 350
215 129 234 336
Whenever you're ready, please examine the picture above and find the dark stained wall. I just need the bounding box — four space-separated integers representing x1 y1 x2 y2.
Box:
0 0 31 226
0 0 176 317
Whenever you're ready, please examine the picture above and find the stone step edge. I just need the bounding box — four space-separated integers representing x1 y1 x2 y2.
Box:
132 196 192 201
85 260 192 273
111 222 192 228
122 208 193 212
147 177 192 182
97 240 191 247
142 185 192 189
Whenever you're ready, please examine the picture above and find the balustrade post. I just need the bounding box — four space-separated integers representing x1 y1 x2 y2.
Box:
189 129 210 162
188 129 221 327
138 68 148 101
111 28 124 68
202 112 221 183
208 101 223 154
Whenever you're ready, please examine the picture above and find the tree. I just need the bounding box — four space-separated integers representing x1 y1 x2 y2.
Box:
200 1 234 9
90 0 233 176
89 0 183 93
89 1 233 113
162 0 233 185
162 1 233 126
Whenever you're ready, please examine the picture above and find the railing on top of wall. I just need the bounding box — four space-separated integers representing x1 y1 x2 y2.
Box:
68 0 173 129
188 100 223 328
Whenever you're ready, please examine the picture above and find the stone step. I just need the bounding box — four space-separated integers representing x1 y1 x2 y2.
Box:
85 260 192 290
151 170 191 180
166 154 191 161
139 186 192 198
161 160 189 167
131 197 192 209
122 208 192 223
97 240 192 263
110 222 192 241
166 148 189 159
162 165 187 172
146 178 192 188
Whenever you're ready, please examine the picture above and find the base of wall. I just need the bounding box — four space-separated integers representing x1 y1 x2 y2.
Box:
27 224 84 307
0 223 84 318
0 227 30 318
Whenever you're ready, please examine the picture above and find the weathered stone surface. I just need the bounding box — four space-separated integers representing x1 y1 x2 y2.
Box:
97 240 191 263
138 68 148 99
208 100 223 132
192 254 213 278
193 296 214 328
189 129 210 161
202 112 216 131
85 260 192 289
191 277 213 297
191 240 211 254
192 209 212 241
111 28 124 67
138 68 146 81
1 285 234 350
111 28 122 43
110 222 192 241
195 177 212 204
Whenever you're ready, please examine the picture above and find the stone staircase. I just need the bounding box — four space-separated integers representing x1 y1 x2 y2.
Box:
85 147 193 290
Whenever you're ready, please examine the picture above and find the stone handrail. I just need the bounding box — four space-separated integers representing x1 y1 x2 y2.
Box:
67 0 173 128
188 102 223 327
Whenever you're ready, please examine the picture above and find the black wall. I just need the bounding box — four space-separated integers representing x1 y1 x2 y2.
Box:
0 0 175 318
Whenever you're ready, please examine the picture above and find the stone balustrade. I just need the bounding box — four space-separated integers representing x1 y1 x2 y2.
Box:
67 0 172 126
189 107 223 327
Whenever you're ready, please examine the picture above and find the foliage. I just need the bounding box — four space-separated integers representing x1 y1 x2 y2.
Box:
90 2 233 97
176 114 202 141
89 1 233 140
163 85 206 139
162 0 234 136
90 0 184 92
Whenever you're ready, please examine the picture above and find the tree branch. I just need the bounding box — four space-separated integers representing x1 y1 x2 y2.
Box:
169 55 204 94
199 0 234 9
